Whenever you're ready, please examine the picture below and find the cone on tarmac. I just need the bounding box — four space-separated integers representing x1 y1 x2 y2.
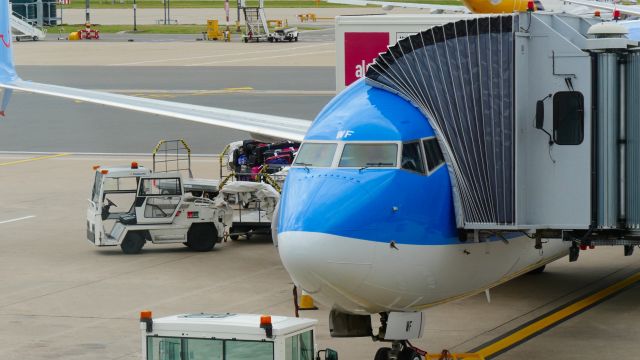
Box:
299 291 318 310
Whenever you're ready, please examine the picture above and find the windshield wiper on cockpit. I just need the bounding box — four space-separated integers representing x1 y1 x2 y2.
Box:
366 162 394 167
360 162 394 172
296 162 312 173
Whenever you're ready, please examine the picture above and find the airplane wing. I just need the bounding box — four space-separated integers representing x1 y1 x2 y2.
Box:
326 0 469 12
0 80 310 142
0 2 310 142
563 0 640 17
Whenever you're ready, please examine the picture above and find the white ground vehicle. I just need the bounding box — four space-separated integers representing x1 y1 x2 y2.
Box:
87 162 231 254
268 27 299 42
140 311 338 360
220 181 279 240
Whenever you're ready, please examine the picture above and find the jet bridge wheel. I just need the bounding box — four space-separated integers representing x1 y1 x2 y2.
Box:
120 232 145 254
374 344 422 360
374 348 391 360
400 347 421 360
186 224 217 252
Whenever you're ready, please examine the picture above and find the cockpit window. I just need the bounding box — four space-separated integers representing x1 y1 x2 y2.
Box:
339 143 398 168
401 142 425 174
423 138 445 172
293 143 337 167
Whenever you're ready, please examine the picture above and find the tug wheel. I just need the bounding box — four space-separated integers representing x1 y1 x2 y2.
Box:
121 232 145 254
400 347 422 360
187 224 216 252
374 347 391 360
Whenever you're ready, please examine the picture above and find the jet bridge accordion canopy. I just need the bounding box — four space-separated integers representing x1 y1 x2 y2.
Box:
366 15 517 228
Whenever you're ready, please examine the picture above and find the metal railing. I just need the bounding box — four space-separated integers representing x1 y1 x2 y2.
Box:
10 10 47 39
152 139 193 178
10 1 58 26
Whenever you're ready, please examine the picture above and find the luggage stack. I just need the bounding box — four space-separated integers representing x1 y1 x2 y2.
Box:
231 140 300 181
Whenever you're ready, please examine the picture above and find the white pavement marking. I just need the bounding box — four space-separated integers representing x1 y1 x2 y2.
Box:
110 43 333 66
188 49 336 66
0 215 36 225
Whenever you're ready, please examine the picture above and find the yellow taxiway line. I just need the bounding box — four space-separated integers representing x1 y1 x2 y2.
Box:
473 271 640 359
0 153 72 167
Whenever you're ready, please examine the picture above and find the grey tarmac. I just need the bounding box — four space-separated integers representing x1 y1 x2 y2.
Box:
0 154 639 360
2 23 640 360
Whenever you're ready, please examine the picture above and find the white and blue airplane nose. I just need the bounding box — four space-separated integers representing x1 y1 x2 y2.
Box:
274 80 458 313
276 162 457 314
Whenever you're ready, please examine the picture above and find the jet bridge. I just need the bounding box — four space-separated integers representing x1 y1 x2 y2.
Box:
365 12 640 251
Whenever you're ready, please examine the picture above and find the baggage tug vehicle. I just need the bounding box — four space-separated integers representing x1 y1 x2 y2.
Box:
140 311 337 360
87 162 230 254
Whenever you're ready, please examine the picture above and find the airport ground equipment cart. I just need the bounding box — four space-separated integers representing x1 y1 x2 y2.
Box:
87 139 231 254
219 181 280 240
268 27 299 42
86 163 232 254
140 311 338 360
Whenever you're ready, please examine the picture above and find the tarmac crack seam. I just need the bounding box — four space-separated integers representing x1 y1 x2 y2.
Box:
111 43 332 66
449 264 636 352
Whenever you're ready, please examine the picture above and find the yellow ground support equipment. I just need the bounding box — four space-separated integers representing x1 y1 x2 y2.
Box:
424 352 485 360
298 290 318 310
68 31 80 40
297 13 317 22
267 19 287 28
206 19 222 40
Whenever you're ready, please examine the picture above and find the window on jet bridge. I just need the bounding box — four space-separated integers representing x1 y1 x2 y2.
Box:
553 91 584 145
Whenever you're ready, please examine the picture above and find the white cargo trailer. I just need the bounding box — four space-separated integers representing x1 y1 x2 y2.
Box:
335 14 477 90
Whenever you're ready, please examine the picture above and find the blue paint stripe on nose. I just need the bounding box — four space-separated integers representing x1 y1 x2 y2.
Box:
304 80 436 142
278 167 459 245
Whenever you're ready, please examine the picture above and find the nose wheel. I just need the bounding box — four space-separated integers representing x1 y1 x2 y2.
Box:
374 342 422 360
